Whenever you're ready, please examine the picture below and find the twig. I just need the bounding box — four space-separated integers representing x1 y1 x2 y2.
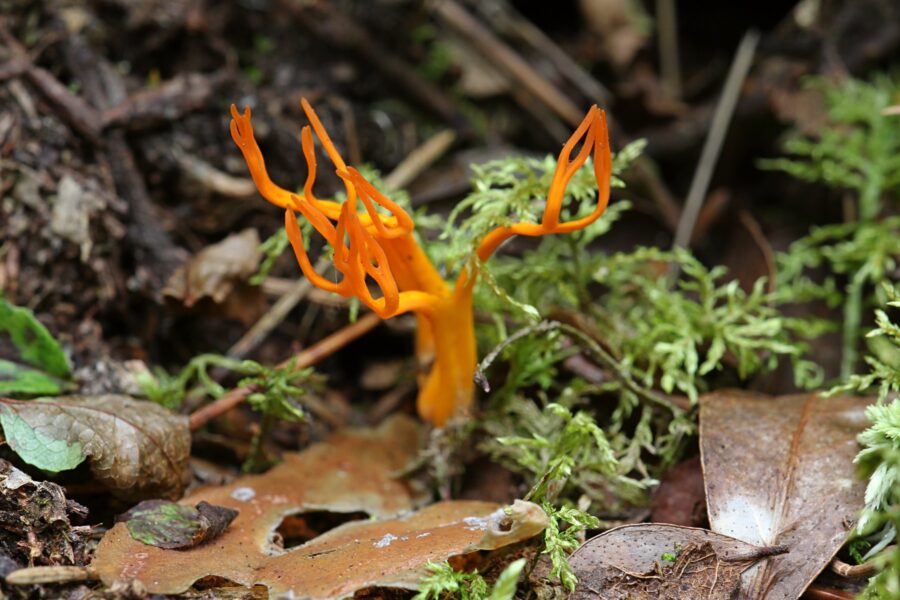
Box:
671 30 759 255
475 320 687 415
655 0 682 100
283 0 473 134
829 545 894 579
5 566 97 585
430 0 585 127
383 129 456 190
173 148 257 198
476 0 612 105
188 312 382 430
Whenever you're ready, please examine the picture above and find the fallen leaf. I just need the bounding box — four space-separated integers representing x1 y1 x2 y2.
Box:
0 394 190 501
163 228 261 307
99 499 546 598
121 500 238 549
50 174 105 261
93 416 545 598
0 299 72 396
570 523 787 600
700 391 869 599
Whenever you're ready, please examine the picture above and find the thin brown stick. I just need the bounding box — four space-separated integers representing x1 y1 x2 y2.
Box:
829 545 894 579
431 0 585 127
188 312 382 430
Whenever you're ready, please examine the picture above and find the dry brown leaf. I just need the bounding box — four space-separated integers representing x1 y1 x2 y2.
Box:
570 523 787 600
700 391 869 599
163 228 261 307
99 499 546 598
93 415 429 594
0 394 190 501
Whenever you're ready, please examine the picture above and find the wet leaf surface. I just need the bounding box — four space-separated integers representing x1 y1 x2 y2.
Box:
93 415 428 594
0 394 190 501
700 391 869 599
570 523 786 600
121 500 239 549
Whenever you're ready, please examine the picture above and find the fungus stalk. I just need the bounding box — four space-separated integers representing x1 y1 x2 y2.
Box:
230 100 611 426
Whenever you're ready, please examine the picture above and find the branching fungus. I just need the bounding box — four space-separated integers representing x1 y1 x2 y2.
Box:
229 99 611 426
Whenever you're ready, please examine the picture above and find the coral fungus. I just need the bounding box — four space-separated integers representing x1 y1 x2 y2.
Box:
230 99 611 426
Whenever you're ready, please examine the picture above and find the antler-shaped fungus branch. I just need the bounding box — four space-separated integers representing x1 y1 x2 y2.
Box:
476 105 611 261
229 99 613 427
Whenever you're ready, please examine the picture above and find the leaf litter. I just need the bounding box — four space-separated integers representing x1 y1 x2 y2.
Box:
700 391 869 599
0 394 190 501
569 392 870 599
570 523 787 600
0 458 90 569
93 414 547 597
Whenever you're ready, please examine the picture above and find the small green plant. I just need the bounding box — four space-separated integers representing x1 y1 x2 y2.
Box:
140 354 320 471
485 402 640 590
0 297 73 396
827 284 900 598
413 559 526 600
761 74 900 378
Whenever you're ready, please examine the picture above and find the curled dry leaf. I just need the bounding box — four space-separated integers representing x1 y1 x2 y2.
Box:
0 394 190 501
121 500 239 549
700 391 869 599
93 415 427 594
163 228 261 307
570 523 787 600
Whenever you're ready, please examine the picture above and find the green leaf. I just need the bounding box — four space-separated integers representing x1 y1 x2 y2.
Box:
0 359 68 395
486 559 526 600
0 409 85 471
0 298 72 396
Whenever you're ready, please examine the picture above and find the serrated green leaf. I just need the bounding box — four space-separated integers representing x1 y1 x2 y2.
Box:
0 409 85 471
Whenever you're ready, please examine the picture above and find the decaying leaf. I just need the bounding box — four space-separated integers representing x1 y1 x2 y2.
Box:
0 394 190 501
93 416 546 598
0 458 90 568
98 499 546 598
700 391 869 599
570 523 787 600
163 228 262 307
0 298 72 396
121 500 239 549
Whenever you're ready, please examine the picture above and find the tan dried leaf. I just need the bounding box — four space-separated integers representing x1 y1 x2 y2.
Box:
700 391 869 599
570 523 786 600
93 416 547 598
163 228 261 307
0 394 190 501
